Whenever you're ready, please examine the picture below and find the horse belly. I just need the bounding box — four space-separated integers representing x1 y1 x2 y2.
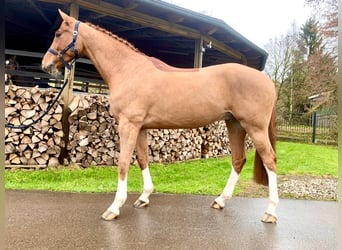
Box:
142 73 232 129
143 99 228 129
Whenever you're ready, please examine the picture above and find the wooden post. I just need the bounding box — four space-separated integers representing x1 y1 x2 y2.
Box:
59 2 79 163
194 38 203 68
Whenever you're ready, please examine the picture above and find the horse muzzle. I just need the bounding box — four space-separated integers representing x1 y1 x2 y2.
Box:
42 62 55 74
41 61 61 76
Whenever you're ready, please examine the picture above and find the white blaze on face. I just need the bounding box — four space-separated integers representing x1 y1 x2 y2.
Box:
5 60 9 82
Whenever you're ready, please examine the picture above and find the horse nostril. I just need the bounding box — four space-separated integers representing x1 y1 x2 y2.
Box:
42 63 54 73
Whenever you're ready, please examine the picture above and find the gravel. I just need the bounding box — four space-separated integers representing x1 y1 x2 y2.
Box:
277 175 338 201
237 175 338 201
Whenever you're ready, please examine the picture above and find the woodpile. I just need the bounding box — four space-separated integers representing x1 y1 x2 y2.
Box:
5 88 253 168
148 128 202 163
5 86 64 167
67 95 120 166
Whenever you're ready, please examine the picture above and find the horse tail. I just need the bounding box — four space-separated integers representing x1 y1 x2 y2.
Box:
253 105 276 186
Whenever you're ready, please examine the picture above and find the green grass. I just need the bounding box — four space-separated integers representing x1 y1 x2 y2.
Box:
5 142 338 195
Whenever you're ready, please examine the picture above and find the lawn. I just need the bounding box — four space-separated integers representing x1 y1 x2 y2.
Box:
5 142 338 196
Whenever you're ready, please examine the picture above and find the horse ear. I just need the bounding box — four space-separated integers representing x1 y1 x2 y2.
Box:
58 9 70 21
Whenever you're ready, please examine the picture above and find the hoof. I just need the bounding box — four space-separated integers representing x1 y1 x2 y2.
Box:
101 210 119 221
133 199 149 208
210 200 224 210
261 213 277 223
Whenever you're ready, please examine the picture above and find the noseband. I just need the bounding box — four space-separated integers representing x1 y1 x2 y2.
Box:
48 20 80 70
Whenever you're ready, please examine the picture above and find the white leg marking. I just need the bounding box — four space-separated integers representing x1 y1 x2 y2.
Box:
265 166 279 216
214 167 240 207
107 177 127 216
138 167 154 203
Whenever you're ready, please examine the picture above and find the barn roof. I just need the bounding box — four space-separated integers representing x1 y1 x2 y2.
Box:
5 0 268 72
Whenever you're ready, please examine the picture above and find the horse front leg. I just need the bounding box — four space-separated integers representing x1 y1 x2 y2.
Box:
133 129 154 208
101 120 141 221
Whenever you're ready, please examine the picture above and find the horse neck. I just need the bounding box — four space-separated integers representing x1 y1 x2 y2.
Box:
80 24 151 86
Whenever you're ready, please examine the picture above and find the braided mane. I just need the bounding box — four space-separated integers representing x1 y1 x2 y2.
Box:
85 22 142 54
84 22 189 72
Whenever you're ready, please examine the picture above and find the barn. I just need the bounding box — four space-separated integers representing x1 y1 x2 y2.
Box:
6 0 268 90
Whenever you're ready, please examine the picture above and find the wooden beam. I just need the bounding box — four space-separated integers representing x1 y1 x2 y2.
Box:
194 39 203 68
203 36 247 65
39 0 247 64
74 0 246 63
167 13 185 24
123 0 138 10
206 26 218 36
27 0 53 25
5 49 93 64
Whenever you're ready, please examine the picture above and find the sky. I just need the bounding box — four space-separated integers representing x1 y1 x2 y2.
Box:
163 0 312 48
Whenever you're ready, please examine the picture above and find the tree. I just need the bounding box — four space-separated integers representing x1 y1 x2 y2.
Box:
299 18 322 56
264 24 300 115
264 15 337 117
305 0 337 56
299 18 337 112
305 0 337 38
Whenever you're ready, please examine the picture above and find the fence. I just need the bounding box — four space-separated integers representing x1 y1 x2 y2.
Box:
276 112 337 145
5 49 108 94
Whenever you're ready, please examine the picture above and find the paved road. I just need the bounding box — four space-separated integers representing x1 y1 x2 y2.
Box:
5 190 338 249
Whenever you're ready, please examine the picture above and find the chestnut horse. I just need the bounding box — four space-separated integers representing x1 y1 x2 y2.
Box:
42 10 279 223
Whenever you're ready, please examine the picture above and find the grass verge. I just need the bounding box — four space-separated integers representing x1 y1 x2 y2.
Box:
5 142 338 196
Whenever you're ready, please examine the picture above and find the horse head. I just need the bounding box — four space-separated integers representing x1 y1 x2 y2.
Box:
5 56 19 84
42 9 83 75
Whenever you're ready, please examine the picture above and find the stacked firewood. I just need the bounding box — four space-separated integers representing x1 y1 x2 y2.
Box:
5 86 64 167
147 128 203 163
147 123 231 163
67 95 121 166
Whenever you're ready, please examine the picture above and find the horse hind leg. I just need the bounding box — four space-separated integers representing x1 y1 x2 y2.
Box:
211 120 246 209
249 129 279 223
133 129 154 208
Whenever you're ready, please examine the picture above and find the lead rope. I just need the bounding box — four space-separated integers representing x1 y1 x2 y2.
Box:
5 72 70 129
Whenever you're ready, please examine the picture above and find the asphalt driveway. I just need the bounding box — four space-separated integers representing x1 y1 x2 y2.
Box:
5 190 338 249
